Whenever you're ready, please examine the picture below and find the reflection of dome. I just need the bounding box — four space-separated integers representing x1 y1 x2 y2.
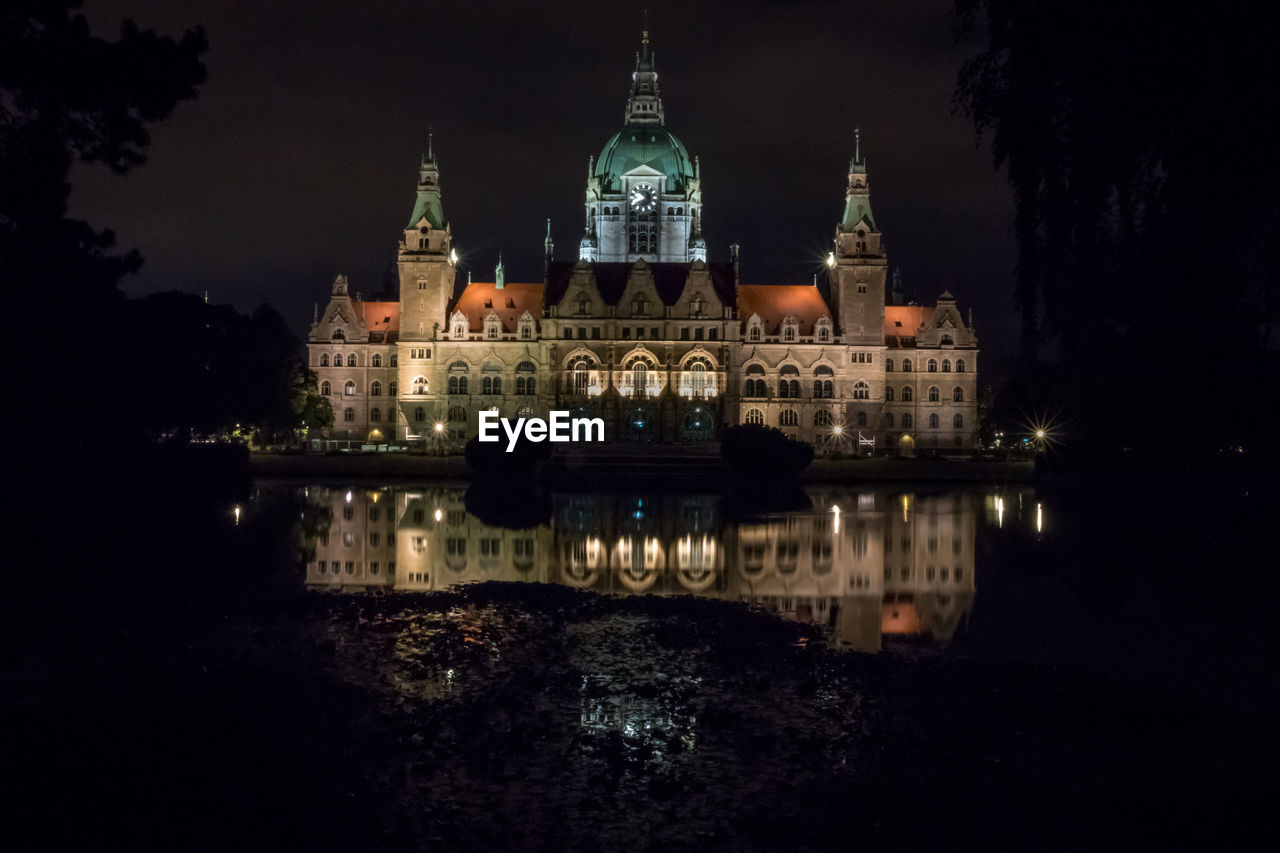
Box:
595 126 695 192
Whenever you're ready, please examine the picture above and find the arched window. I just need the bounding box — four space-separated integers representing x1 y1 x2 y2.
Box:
941 334 954 346
956 359 966 373
333 354 343 367
370 380 382 397
689 361 707 396
388 380 397 396
390 352 398 367
331 329 345 341
448 376 468 395
928 386 940 402
885 358 894 372
320 380 331 396
782 322 797 342
744 409 764 425
348 353 357 366
320 354 329 367
856 411 867 427
926 359 937 372
344 380 356 396
852 380 870 400
814 410 833 426
482 376 502 395
953 386 963 402
902 413 913 429
516 376 536 395
571 359 591 395
448 406 467 422
749 324 761 341
929 413 940 428
885 386 895 402
343 407 355 422
372 353 382 367
632 361 648 396
517 360 536 373
780 409 798 427
902 358 912 372
412 376 427 395
370 407 382 422
414 407 426 423
942 359 951 373
953 413 964 428
779 365 799 398
901 386 913 402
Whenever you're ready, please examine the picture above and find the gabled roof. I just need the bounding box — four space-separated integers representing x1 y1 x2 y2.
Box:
544 262 737 308
451 282 543 332
884 305 934 348
737 285 832 335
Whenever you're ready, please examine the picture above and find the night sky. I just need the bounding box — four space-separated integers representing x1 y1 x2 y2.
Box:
71 0 1016 363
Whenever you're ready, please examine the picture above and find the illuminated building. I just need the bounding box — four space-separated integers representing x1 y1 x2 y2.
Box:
308 31 977 453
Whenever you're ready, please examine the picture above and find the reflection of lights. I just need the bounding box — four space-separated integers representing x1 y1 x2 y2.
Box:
433 508 443 522
1036 502 1043 533
901 495 910 523
345 491 353 503
585 537 601 564
369 492 380 503
995 496 1004 527
832 504 841 534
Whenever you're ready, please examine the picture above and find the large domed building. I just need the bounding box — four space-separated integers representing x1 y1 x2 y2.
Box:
308 32 979 453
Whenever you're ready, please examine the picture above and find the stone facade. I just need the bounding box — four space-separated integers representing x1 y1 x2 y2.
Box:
307 35 978 454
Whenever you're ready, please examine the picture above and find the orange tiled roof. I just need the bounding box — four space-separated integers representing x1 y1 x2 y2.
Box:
356 301 400 334
736 285 831 335
452 283 544 333
884 305 934 348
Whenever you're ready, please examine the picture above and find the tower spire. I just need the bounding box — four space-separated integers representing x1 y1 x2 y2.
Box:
495 253 505 289
624 22 664 125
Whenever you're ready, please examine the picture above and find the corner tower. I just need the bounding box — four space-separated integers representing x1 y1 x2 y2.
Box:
829 130 886 345
580 29 705 263
398 141 456 342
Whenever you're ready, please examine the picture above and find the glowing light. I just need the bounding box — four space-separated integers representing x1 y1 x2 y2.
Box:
995 496 1004 527
434 422 445 433
826 251 836 268
1036 429 1046 439
901 495 910 523
832 504 841 534
450 248 458 263
233 505 241 526
1036 502 1043 533
433 508 443 522
345 491 353 504
832 425 843 435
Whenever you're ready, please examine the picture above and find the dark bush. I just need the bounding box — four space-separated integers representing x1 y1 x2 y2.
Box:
464 435 553 477
719 424 814 480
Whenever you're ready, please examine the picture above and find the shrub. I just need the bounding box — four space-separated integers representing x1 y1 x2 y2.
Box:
464 435 553 477
720 424 814 479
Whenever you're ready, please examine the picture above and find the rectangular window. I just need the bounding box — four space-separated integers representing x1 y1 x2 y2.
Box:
578 327 587 339
592 327 601 339
649 328 659 340
622 327 631 339
680 327 690 340
563 328 572 339
694 327 704 340
424 348 431 359
708 328 717 340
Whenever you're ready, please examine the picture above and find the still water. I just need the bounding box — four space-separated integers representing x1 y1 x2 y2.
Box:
251 479 1278 718
295 486 988 653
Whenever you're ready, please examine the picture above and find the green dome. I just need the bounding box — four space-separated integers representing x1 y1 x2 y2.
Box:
595 125 695 193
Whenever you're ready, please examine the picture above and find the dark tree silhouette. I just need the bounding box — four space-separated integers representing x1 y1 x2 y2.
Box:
1 1 206 445
954 0 1280 455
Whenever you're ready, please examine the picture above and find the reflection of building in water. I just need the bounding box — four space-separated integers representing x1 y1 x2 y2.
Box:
303 488 975 650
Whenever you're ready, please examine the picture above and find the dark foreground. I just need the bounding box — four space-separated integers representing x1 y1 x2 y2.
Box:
4 579 1266 851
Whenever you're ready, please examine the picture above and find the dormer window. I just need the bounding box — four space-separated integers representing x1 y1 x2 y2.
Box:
815 317 833 343
633 296 648 315
331 329 345 341
450 311 469 339
518 311 536 340
576 293 590 315
483 312 501 340
747 314 763 342
780 316 799 342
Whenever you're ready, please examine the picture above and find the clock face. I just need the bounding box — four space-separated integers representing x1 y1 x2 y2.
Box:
629 183 657 213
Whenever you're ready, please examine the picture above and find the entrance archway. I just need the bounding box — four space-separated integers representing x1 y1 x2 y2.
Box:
681 408 714 443
898 434 916 458
624 407 656 443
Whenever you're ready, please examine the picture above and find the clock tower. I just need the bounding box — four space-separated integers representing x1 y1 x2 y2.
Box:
580 29 706 263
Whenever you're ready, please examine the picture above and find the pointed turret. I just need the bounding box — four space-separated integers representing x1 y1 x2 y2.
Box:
624 25 665 126
544 219 554 273
406 133 446 230
839 128 876 234
495 254 505 290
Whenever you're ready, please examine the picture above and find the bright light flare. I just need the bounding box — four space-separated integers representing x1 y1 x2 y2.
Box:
434 422 445 433
826 251 836 269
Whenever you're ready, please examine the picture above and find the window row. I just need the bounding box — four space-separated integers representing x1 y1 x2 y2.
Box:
740 409 966 430
322 380 399 396
318 352 398 368
885 386 965 403
885 357 966 373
